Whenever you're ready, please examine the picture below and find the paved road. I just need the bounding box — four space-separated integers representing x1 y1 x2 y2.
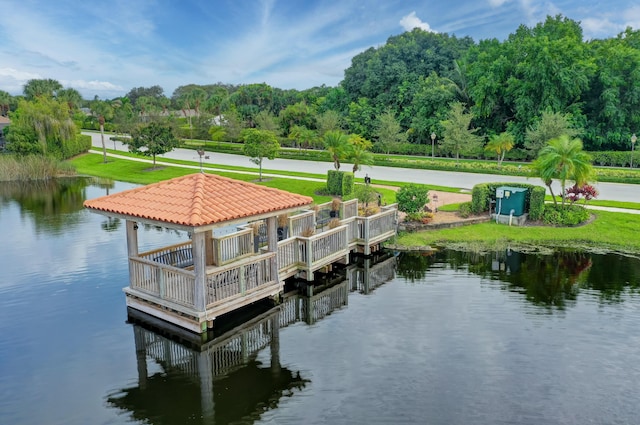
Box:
85 131 640 204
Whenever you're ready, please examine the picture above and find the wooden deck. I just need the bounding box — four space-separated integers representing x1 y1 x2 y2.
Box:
124 201 398 333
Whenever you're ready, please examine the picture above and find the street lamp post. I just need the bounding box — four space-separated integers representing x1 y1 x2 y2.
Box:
197 149 205 173
430 132 436 158
632 133 637 168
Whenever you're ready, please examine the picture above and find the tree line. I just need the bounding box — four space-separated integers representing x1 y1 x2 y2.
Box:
1 14 639 164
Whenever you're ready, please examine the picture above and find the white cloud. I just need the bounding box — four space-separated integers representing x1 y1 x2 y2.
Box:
61 80 125 93
622 5 640 31
488 0 510 7
0 67 42 94
400 11 436 32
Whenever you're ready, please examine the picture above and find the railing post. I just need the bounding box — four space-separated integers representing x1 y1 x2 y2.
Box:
158 268 166 299
304 238 314 281
363 218 371 255
267 216 278 286
240 263 246 295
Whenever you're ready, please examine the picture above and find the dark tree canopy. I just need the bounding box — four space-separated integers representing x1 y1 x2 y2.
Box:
127 121 180 167
125 85 165 106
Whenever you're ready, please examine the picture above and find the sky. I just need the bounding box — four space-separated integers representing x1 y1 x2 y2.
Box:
0 0 638 100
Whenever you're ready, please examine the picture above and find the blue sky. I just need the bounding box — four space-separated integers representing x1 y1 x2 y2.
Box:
0 0 638 99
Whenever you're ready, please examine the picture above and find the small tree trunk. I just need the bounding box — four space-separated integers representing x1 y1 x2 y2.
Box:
99 117 107 163
547 182 557 207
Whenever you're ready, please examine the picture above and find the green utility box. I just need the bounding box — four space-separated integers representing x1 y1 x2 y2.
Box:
496 186 528 216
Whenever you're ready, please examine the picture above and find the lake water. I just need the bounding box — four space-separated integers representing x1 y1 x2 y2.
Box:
1 178 639 425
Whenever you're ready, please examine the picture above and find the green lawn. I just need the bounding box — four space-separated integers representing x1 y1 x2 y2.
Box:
394 209 640 254
71 151 640 255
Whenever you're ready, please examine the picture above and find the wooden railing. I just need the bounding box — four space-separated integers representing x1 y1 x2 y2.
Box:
342 199 358 218
129 257 196 308
289 211 314 237
127 204 398 320
341 216 359 246
213 228 254 266
355 207 397 241
206 252 276 307
139 241 193 266
299 225 348 270
277 237 301 278
366 206 397 240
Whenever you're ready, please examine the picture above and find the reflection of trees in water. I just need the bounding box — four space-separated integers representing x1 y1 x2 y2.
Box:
101 216 121 232
0 177 93 234
509 251 589 309
395 252 433 283
397 249 640 309
581 253 640 302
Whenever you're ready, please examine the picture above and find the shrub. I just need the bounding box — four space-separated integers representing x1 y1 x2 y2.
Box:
528 186 546 220
405 211 433 223
358 205 381 217
471 184 490 213
565 184 599 205
341 172 354 196
277 214 288 228
61 133 92 159
458 202 473 218
301 226 315 237
396 183 429 213
327 170 353 196
542 205 590 226
328 218 341 229
353 184 378 206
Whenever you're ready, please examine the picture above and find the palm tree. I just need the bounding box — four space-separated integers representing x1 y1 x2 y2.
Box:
158 96 171 115
90 100 114 163
56 88 83 113
348 143 374 174
484 131 514 167
288 125 317 151
323 130 350 170
532 135 594 207
347 134 374 174
136 96 156 122
23 78 63 99
188 88 207 117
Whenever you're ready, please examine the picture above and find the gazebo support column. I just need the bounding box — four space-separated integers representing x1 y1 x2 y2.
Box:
126 220 139 286
192 232 207 330
267 216 279 286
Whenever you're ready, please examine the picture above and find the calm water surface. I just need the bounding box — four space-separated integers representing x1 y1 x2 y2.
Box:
1 178 639 425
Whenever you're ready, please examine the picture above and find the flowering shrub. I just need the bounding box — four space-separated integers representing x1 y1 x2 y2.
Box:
564 184 599 205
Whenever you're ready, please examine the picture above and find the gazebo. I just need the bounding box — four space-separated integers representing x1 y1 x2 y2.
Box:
84 173 313 333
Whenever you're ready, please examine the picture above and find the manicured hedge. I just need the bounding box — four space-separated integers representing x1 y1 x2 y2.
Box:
54 133 92 159
589 150 639 168
327 169 353 196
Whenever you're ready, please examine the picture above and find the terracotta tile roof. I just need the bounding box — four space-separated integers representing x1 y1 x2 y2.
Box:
84 173 313 227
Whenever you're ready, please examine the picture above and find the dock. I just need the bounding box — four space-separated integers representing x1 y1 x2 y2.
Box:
84 173 398 333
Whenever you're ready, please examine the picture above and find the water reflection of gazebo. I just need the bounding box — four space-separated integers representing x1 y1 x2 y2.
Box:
108 308 308 424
